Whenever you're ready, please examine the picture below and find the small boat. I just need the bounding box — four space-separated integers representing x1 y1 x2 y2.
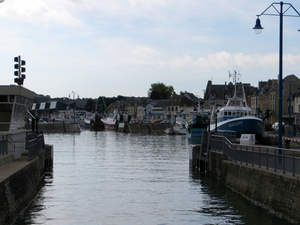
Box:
173 116 187 135
165 127 174 134
101 110 118 130
210 71 264 138
164 114 187 135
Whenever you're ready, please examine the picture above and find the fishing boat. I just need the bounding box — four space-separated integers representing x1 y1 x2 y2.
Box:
210 71 264 138
173 116 187 135
164 115 186 135
101 110 118 130
186 111 210 137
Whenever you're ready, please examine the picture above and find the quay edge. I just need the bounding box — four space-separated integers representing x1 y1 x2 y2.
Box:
208 150 300 224
0 144 53 225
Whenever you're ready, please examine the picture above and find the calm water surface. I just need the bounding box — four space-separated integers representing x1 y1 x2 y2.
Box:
14 130 292 225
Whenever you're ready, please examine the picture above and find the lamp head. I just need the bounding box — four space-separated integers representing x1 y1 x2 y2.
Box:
0 0 5 3
253 16 263 34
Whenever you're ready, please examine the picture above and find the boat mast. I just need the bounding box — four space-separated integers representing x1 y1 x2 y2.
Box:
228 70 241 97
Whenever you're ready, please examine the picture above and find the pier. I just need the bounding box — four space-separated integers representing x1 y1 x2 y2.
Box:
0 84 54 224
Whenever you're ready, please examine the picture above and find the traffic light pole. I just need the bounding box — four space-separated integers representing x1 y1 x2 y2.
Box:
14 55 26 85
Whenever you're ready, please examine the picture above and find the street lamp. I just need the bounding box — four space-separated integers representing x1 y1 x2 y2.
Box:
0 0 5 3
253 2 300 149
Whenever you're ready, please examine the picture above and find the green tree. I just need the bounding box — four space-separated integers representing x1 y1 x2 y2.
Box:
148 82 176 99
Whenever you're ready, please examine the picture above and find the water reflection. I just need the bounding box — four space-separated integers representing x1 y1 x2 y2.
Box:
190 168 291 225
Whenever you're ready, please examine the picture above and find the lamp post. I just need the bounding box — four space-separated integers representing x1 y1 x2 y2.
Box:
253 2 300 149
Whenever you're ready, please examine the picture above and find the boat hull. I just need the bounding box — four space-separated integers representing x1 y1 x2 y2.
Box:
101 118 116 130
103 123 116 130
189 128 206 137
210 116 264 138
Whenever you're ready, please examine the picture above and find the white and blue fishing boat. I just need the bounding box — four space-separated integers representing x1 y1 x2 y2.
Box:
210 71 264 138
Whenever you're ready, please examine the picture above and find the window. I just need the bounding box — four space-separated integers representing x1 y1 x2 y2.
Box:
0 96 7 102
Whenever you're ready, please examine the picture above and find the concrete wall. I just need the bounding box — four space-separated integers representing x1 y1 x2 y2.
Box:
0 152 45 224
0 154 14 168
127 124 150 133
127 123 170 133
209 150 300 223
147 123 170 134
25 123 81 133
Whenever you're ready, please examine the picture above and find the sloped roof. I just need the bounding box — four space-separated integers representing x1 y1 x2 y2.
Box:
167 95 193 107
148 99 170 107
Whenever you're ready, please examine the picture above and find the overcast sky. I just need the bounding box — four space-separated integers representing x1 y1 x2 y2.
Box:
1 0 300 99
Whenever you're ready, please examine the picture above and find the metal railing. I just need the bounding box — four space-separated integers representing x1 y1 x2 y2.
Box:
26 131 45 161
2 131 44 161
210 134 300 176
0 135 8 155
7 134 26 159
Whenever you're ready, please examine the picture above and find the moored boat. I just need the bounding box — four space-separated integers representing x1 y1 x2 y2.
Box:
210 71 264 139
186 111 210 138
101 111 118 130
173 116 187 135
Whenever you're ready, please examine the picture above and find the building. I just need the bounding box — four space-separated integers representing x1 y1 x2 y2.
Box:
0 85 34 131
203 80 256 111
166 95 195 119
145 99 170 122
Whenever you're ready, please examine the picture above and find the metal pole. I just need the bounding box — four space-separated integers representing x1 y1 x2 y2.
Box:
289 81 291 126
278 1 283 150
73 92 75 123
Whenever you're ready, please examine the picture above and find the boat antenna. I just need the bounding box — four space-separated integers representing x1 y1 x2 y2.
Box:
228 70 241 97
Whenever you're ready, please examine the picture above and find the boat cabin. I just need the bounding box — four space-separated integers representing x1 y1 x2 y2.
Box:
216 97 251 123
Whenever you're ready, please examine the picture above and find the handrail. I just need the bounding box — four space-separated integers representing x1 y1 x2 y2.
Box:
210 134 300 177
27 109 36 120
4 131 44 161
0 135 8 155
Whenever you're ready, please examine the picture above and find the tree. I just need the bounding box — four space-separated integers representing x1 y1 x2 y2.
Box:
148 82 176 99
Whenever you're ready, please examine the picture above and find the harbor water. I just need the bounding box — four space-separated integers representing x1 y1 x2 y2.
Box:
14 130 292 225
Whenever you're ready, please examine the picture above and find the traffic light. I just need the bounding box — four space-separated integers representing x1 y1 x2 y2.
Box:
14 55 26 86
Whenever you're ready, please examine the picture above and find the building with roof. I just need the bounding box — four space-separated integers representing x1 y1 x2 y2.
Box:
203 80 256 110
145 99 170 122
251 75 300 125
166 95 195 119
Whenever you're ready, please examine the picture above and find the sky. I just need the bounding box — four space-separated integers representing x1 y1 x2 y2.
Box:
1 0 300 99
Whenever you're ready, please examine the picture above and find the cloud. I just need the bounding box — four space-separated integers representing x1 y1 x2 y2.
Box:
168 51 300 72
0 0 81 26
101 39 165 66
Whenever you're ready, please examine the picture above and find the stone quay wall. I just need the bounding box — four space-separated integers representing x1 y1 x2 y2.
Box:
0 150 48 224
127 123 170 134
209 150 300 224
